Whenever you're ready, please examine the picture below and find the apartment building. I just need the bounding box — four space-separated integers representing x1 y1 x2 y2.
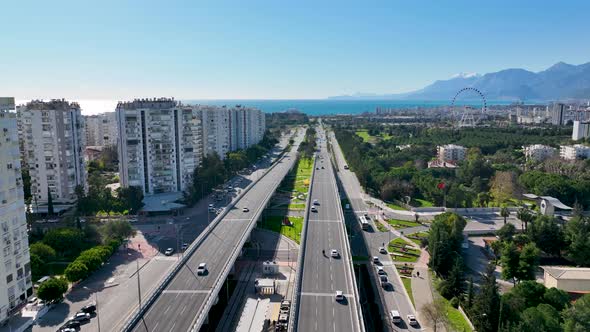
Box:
118 99 266 196
437 144 467 163
560 144 590 160
117 98 203 195
0 98 32 322
84 112 118 147
523 144 557 162
572 120 590 141
18 100 86 205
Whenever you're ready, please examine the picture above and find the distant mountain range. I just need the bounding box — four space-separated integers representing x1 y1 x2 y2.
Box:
329 61 590 101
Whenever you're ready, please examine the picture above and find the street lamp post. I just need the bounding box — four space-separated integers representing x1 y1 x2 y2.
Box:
83 286 101 332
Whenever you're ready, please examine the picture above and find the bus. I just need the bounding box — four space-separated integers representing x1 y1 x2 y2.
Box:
359 214 370 230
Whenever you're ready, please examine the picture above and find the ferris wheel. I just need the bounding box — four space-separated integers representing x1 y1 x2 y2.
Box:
451 87 487 127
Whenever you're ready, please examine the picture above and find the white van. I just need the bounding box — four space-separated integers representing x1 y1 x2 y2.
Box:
390 310 402 324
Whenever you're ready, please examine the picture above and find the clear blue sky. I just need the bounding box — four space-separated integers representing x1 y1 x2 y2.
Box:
2 0 589 100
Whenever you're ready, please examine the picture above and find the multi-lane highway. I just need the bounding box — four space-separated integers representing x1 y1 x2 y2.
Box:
126 130 304 332
329 131 420 331
295 126 364 332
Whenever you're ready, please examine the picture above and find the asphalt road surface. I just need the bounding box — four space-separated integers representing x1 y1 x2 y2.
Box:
329 131 421 332
128 131 304 332
296 126 363 332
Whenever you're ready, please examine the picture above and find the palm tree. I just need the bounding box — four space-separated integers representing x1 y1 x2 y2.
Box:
500 205 510 225
516 207 533 231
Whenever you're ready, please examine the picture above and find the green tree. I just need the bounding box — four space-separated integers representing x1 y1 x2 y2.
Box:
528 216 564 257
438 257 464 300
47 187 54 216
517 207 534 232
562 293 590 332
500 205 510 225
472 263 501 332
42 228 84 258
564 217 590 266
64 261 89 282
77 249 104 272
421 299 449 332
544 287 570 312
497 223 516 242
466 276 475 308
517 243 540 281
520 304 561 332
37 278 68 302
29 243 56 263
30 253 46 278
100 220 136 241
501 242 520 284
117 186 144 213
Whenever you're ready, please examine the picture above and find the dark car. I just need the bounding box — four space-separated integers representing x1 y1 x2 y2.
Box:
81 303 96 313
64 320 81 328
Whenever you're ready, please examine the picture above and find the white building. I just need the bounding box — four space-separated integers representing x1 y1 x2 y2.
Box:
117 99 266 196
0 98 32 322
523 144 557 162
437 144 466 163
117 99 203 195
572 121 590 141
18 100 86 205
543 266 590 293
84 112 118 147
560 144 590 160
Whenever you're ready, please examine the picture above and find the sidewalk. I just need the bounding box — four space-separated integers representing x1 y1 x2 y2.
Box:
411 251 445 332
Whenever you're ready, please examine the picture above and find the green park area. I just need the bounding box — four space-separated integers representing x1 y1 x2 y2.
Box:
388 238 420 263
355 130 392 143
258 215 304 244
407 231 429 246
396 265 415 305
387 219 421 229
276 157 313 209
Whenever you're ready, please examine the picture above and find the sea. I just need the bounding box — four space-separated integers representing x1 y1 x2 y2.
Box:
17 99 515 116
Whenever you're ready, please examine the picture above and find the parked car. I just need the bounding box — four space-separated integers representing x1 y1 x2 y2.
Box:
390 310 402 324
376 266 386 275
380 275 389 287
81 303 96 314
242 207 249 212
164 248 174 256
372 256 380 264
181 243 189 251
70 312 91 322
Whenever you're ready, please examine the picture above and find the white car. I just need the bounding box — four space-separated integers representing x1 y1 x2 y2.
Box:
310 206 317 213
376 266 386 275
379 247 387 254
390 310 402 324
372 256 380 264
164 248 174 256
313 199 319 205
407 314 418 326
70 312 91 322
330 249 339 258
242 207 249 212
335 290 344 302
197 263 207 275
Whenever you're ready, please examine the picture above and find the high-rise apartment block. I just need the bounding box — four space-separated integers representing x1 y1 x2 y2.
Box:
572 120 590 141
117 99 265 195
117 99 203 195
551 103 565 126
18 100 86 205
84 112 118 147
0 97 32 322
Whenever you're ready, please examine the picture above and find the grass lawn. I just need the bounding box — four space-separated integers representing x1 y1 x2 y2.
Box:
287 203 306 210
412 198 434 207
387 219 421 229
258 216 304 244
440 297 473 332
386 202 407 210
389 238 420 263
407 231 429 246
375 221 388 232
401 277 415 306
355 130 373 143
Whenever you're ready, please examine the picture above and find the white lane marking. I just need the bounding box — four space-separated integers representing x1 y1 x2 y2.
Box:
164 304 171 314
153 321 160 331
162 290 211 294
300 292 354 297
169 322 176 332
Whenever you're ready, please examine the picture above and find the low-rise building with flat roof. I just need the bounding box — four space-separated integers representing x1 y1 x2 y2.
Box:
543 266 590 293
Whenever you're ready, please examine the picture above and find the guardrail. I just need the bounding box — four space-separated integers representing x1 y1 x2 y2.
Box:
188 145 301 332
288 155 317 332
121 137 298 332
329 152 366 332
